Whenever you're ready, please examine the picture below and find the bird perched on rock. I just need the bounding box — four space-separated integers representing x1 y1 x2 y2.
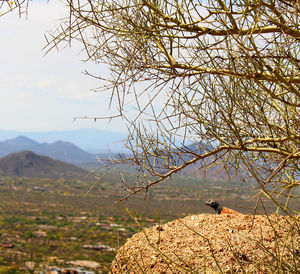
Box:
205 199 239 214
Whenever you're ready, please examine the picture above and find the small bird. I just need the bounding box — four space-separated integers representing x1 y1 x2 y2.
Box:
205 199 239 214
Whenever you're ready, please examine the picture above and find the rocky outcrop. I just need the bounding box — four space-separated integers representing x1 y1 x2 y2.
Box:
111 214 299 273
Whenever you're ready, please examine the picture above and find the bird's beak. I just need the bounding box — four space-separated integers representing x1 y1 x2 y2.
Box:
205 200 211 205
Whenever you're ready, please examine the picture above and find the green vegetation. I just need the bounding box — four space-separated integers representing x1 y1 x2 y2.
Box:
0 173 286 272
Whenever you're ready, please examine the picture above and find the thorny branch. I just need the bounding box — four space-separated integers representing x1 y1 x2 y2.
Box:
40 0 300 213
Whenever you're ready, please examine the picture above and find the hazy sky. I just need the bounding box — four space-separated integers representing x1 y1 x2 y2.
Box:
0 0 127 133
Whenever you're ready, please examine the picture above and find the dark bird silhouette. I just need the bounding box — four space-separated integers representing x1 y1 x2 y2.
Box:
205 199 239 214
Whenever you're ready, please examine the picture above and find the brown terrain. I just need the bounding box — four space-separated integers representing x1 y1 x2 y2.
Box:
0 151 89 179
111 213 299 273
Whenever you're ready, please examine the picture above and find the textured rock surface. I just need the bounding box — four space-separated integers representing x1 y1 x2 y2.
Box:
111 214 299 273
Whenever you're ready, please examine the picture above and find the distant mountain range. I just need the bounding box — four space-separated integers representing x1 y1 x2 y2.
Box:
0 136 98 165
0 128 127 153
0 151 89 179
0 135 125 168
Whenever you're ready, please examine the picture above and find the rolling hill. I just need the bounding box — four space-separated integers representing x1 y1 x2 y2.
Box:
0 151 89 179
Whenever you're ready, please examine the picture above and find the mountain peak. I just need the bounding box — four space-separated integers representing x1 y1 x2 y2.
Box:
0 128 126 152
3 136 39 146
52 140 75 146
0 150 88 179
0 137 97 165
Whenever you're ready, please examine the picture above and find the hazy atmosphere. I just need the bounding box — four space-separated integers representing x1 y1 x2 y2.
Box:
0 1 298 273
0 0 125 133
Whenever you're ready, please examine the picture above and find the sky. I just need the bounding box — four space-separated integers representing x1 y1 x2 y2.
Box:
0 0 127 133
